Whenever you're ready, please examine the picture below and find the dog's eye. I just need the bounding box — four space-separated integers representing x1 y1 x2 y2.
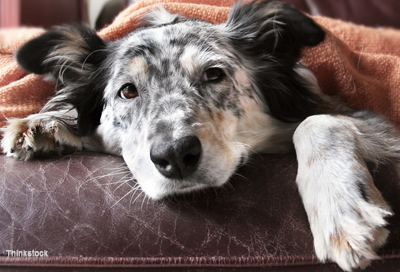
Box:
202 68 225 83
119 84 138 99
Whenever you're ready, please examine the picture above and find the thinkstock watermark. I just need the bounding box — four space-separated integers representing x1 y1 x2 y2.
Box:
6 249 48 257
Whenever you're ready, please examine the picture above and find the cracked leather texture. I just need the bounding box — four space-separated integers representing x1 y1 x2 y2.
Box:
0 152 399 271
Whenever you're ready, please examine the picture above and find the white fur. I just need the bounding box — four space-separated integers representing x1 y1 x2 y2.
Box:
1 110 82 160
294 115 392 271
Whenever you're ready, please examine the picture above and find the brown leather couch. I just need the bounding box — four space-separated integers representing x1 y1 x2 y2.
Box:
1 1 400 271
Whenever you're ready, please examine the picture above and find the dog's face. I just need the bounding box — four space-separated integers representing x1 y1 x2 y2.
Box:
107 22 255 198
102 9 283 199
16 1 328 199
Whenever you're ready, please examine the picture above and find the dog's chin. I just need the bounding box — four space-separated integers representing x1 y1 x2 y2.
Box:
136 181 200 200
163 183 211 199
131 166 238 200
138 176 227 200
123 152 242 200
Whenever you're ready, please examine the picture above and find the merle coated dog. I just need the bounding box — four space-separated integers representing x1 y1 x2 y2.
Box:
2 1 399 270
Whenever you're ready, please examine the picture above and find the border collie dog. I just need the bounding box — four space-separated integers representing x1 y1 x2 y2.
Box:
2 1 399 270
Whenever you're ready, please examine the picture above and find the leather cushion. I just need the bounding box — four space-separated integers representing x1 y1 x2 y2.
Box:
0 152 399 270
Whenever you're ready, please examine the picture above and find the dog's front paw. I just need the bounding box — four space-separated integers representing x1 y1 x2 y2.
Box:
311 195 392 271
1 116 82 160
294 114 396 271
1 118 37 160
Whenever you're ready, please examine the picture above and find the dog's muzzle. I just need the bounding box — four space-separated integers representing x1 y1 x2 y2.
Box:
150 135 202 179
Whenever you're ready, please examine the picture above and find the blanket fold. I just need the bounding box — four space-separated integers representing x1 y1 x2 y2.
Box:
1 0 400 131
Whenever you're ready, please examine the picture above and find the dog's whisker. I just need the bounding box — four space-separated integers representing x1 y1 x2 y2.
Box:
231 171 249 182
106 176 133 186
78 170 128 188
103 170 132 178
130 189 145 207
225 181 235 191
128 185 142 209
128 188 137 210
141 193 149 211
112 177 135 194
110 186 139 209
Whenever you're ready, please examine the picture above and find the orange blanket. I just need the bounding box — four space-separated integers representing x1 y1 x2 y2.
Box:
1 0 400 131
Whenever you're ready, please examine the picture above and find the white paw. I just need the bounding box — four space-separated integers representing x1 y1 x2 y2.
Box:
294 114 394 271
311 196 392 271
1 116 82 160
1 118 37 160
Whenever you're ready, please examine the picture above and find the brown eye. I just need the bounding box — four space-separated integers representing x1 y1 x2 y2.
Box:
202 68 225 83
119 84 138 99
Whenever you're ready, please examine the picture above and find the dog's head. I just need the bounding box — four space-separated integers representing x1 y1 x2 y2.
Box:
16 1 328 199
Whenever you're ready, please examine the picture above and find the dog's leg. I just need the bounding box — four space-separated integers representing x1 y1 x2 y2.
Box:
293 112 397 271
1 109 82 160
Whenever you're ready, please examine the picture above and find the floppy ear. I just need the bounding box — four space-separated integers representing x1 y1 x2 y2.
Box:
223 0 330 123
16 26 108 136
225 0 325 60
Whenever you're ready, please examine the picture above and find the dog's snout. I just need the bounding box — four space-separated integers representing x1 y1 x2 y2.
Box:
150 136 202 179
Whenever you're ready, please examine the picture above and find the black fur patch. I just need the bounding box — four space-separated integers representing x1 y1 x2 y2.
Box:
16 31 65 74
16 26 109 136
226 0 330 122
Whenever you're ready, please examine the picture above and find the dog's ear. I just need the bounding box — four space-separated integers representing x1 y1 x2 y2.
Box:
225 0 325 60
16 26 108 136
16 26 107 78
222 1 330 123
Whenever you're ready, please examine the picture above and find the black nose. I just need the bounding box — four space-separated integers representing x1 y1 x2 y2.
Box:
150 135 202 179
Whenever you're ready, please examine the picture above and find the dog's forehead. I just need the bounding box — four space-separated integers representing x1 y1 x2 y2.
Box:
116 20 219 61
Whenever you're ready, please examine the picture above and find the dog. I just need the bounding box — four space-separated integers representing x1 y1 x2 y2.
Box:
1 1 399 271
